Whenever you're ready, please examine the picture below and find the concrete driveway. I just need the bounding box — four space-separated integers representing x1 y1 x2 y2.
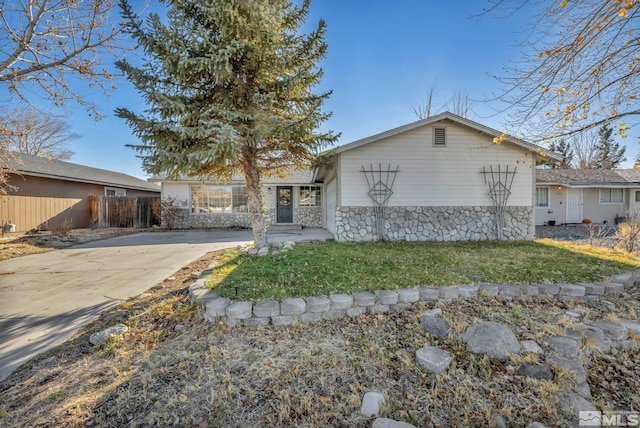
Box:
0 228 330 381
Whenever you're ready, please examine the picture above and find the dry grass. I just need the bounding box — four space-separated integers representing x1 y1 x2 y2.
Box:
1 246 639 427
0 228 143 261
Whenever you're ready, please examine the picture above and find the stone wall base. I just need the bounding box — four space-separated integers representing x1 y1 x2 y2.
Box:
169 206 323 229
334 206 533 242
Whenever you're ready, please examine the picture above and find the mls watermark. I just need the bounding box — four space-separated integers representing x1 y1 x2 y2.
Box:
580 411 640 427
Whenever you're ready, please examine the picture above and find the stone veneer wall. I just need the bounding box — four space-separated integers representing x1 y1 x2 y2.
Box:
170 206 323 229
293 206 323 228
334 206 533 242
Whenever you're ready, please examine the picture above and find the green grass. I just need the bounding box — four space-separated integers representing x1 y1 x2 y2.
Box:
207 239 640 301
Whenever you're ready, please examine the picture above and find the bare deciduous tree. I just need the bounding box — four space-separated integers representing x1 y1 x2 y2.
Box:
0 108 78 160
484 0 640 141
0 0 124 113
447 88 475 119
570 127 599 169
412 79 441 120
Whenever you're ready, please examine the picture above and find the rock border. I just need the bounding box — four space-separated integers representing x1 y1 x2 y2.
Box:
190 271 639 328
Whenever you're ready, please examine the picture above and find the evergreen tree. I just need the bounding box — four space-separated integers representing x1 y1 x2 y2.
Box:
116 0 337 248
548 139 574 169
591 123 626 169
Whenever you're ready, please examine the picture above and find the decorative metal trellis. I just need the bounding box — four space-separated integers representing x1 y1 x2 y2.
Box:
481 165 517 241
361 163 400 240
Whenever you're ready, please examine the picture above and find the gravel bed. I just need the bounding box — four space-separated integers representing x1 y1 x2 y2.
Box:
535 224 619 248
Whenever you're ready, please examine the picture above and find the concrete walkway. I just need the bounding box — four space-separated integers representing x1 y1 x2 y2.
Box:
0 228 330 381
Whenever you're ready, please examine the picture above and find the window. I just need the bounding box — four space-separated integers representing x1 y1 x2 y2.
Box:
600 188 624 204
635 191 640 203
433 127 446 146
105 188 126 197
299 186 321 206
535 187 549 207
190 185 248 213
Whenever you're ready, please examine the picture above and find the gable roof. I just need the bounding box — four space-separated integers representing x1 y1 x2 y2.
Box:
537 169 640 187
7 152 160 192
333 111 563 161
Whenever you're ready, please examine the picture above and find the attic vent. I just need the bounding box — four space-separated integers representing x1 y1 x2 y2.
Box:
433 127 446 146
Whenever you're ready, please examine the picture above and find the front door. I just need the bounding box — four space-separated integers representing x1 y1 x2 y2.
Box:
277 186 293 223
566 188 584 223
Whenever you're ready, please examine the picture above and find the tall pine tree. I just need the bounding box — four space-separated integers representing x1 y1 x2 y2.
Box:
116 0 337 248
591 123 626 169
548 139 574 169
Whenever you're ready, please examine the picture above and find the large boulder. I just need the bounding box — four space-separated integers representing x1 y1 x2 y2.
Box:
462 321 520 360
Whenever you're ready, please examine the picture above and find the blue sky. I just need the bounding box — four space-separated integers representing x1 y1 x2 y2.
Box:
9 0 640 178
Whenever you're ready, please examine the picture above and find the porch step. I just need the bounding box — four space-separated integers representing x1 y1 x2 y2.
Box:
269 224 303 231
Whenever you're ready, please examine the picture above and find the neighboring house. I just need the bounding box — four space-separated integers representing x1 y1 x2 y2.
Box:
535 169 640 226
156 169 323 229
157 112 561 241
1 152 160 232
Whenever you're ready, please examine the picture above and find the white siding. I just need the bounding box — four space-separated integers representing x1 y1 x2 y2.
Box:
338 122 535 207
325 175 337 234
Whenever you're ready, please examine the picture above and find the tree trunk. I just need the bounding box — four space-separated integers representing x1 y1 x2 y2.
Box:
242 147 268 248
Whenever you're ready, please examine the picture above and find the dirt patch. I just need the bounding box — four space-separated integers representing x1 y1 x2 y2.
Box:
0 249 638 427
0 228 148 261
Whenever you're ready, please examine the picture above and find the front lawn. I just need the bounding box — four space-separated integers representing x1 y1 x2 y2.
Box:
208 239 640 301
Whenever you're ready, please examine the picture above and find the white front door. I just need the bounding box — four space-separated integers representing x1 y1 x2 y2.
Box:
566 188 584 223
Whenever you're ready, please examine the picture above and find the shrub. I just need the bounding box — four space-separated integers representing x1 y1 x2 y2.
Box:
49 219 74 238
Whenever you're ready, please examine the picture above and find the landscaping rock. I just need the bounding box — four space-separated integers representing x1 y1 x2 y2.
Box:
253 300 280 318
548 357 587 384
415 345 452 374
419 287 440 301
542 336 580 360
257 247 270 257
226 301 253 320
243 317 271 327
492 414 508 428
90 324 128 345
390 303 412 311
353 291 376 306
462 321 520 360
516 364 554 381
361 391 385 418
281 298 306 316
324 309 346 320
598 282 625 295
580 283 605 296
423 308 442 317
372 418 417 428
173 324 185 331
520 340 544 355
330 293 353 310
479 284 499 296
439 286 459 300
301 312 323 324
589 320 628 341
306 296 330 313
537 284 560 295
204 298 231 321
565 311 581 321
608 272 632 284
521 285 540 297
397 288 420 303
526 423 547 428
376 290 398 305
620 319 640 334
560 391 597 417
346 307 367 317
558 284 586 297
271 315 295 327
223 316 243 327
369 305 390 314
458 284 479 299
420 316 450 338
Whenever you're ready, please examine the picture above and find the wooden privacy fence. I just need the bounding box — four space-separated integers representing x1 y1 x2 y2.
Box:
90 196 161 229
